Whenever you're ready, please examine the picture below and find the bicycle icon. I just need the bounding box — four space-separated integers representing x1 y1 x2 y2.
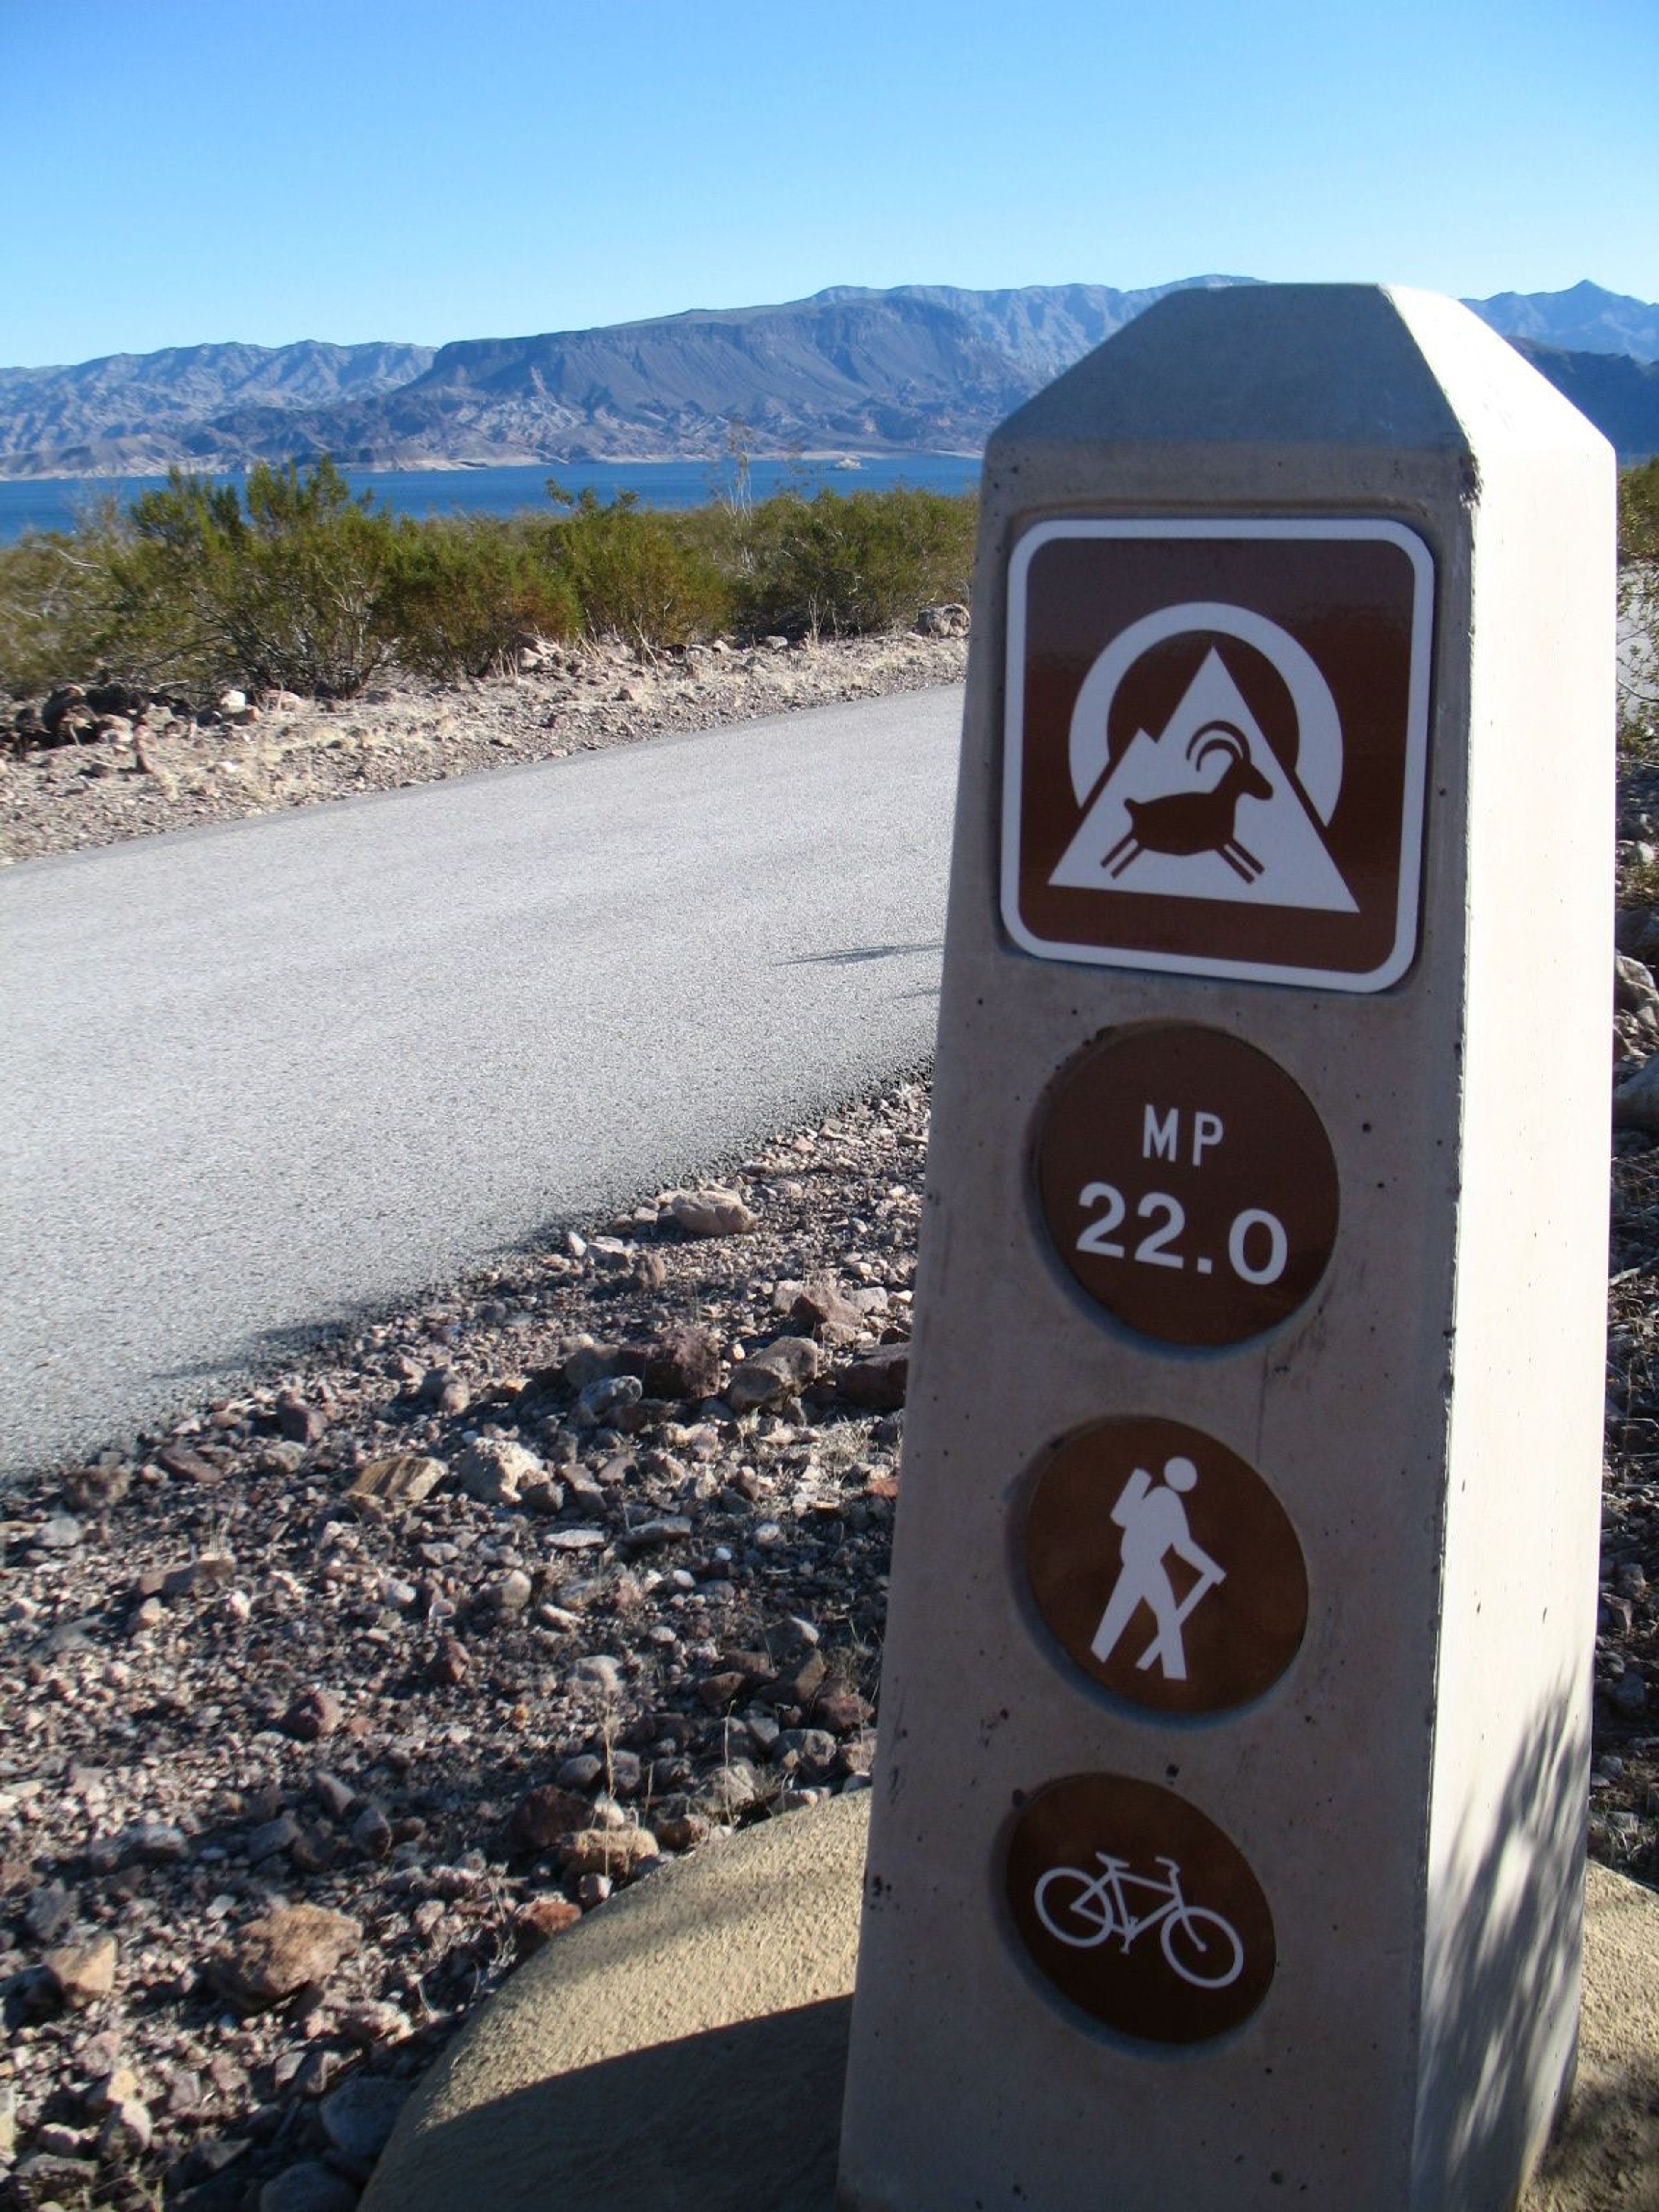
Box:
1033 1850 1245 1990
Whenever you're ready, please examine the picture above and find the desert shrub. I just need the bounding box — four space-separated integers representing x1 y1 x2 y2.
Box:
0 471 983 705
731 486 976 639
383 517 578 680
90 459 399 698
0 502 126 697
540 486 732 648
1620 457 1659 757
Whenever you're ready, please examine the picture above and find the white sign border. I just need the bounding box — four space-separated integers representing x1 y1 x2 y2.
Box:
1001 517 1435 994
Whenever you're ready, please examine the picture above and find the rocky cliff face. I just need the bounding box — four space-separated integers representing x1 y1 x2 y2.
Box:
2 280 1655 477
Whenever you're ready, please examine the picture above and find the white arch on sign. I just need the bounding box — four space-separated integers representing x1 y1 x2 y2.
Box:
1068 602 1345 826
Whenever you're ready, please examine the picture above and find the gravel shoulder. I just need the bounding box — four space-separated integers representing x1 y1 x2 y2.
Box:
0 631 969 868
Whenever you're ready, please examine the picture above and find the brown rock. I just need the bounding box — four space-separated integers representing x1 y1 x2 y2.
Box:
282 1688 344 1742
276 1393 329 1444
814 1688 874 1734
696 1670 749 1711
669 1188 757 1238
652 1807 714 1852
789 1275 864 1333
156 1441 224 1485
43 1932 118 2009
836 1342 910 1410
641 1325 721 1401
347 1454 446 1507
506 1785 592 1856
516 1896 582 1948
213 1904 361 2013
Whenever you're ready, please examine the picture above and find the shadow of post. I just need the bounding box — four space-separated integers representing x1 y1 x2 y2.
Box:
1418 1673 1656 2208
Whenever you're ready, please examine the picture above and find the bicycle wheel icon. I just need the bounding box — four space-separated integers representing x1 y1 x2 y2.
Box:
1160 1907 1243 1989
1033 1866 1116 1948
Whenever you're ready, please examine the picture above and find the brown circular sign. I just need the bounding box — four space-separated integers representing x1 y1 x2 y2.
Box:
1035 1025 1338 1345
1006 1773 1275 2043
1024 1417 1308 1715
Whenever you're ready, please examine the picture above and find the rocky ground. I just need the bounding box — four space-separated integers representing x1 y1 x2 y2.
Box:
1 652 1656 2209
0 1085 926 2210
0 624 970 868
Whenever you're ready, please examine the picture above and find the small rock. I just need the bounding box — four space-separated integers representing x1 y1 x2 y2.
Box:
1611 1669 1648 1718
726 1336 820 1412
814 1688 874 1734
555 1753 605 1792
283 1688 344 1742
516 1895 582 1947
277 1393 330 1444
23 1881 75 1945
574 1373 642 1428
641 1325 721 1400
506 1785 590 1855
98 2096 153 2158
260 2160 361 2212
774 1726 839 1776
347 1454 447 1507
701 1761 764 1818
575 1652 626 1695
491 1568 534 1615
914 601 970 637
618 1514 693 1551
334 1999 409 2046
319 2074 409 2164
213 1904 361 2013
789 1275 865 1333
836 1342 910 1410
157 1440 224 1484
247 1813 302 1863
350 1804 392 1860
43 1931 118 2009
652 1806 714 1852
577 1871 613 1906
454 1438 544 1506
669 1188 757 1238
33 1513 84 1551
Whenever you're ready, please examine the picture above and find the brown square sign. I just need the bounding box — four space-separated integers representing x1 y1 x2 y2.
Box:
1001 520 1433 991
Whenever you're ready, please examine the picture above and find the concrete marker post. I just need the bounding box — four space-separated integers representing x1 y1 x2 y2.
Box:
837 285 1613 2210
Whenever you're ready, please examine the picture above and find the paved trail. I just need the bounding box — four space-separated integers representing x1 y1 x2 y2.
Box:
1 687 961 1477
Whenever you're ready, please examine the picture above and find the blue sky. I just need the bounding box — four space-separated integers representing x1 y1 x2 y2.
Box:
3 0 1656 366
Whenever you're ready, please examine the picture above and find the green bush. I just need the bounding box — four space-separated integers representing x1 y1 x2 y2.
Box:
0 502 125 697
0 470 981 705
383 517 578 681
1620 456 1659 753
540 486 732 648
119 459 398 697
731 486 976 639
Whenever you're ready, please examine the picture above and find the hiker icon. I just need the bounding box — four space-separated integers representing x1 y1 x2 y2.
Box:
1091 1456 1225 1682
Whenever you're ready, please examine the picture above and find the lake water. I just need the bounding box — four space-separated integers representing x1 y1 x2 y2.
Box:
0 453 982 544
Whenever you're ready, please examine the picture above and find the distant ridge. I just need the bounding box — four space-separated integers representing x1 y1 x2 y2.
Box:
1 280 1654 478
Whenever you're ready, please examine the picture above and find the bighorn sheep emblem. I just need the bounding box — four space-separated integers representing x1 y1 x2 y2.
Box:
1099 721 1273 884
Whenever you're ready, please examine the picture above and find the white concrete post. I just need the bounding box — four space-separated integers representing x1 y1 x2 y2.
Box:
838 285 1614 2210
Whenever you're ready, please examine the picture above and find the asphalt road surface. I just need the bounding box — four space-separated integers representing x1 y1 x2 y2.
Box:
1 687 962 1479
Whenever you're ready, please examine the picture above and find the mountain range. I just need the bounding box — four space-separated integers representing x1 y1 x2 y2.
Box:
2 278 1655 478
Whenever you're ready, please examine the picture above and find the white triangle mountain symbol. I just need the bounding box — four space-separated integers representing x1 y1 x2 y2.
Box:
1050 650 1358 913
